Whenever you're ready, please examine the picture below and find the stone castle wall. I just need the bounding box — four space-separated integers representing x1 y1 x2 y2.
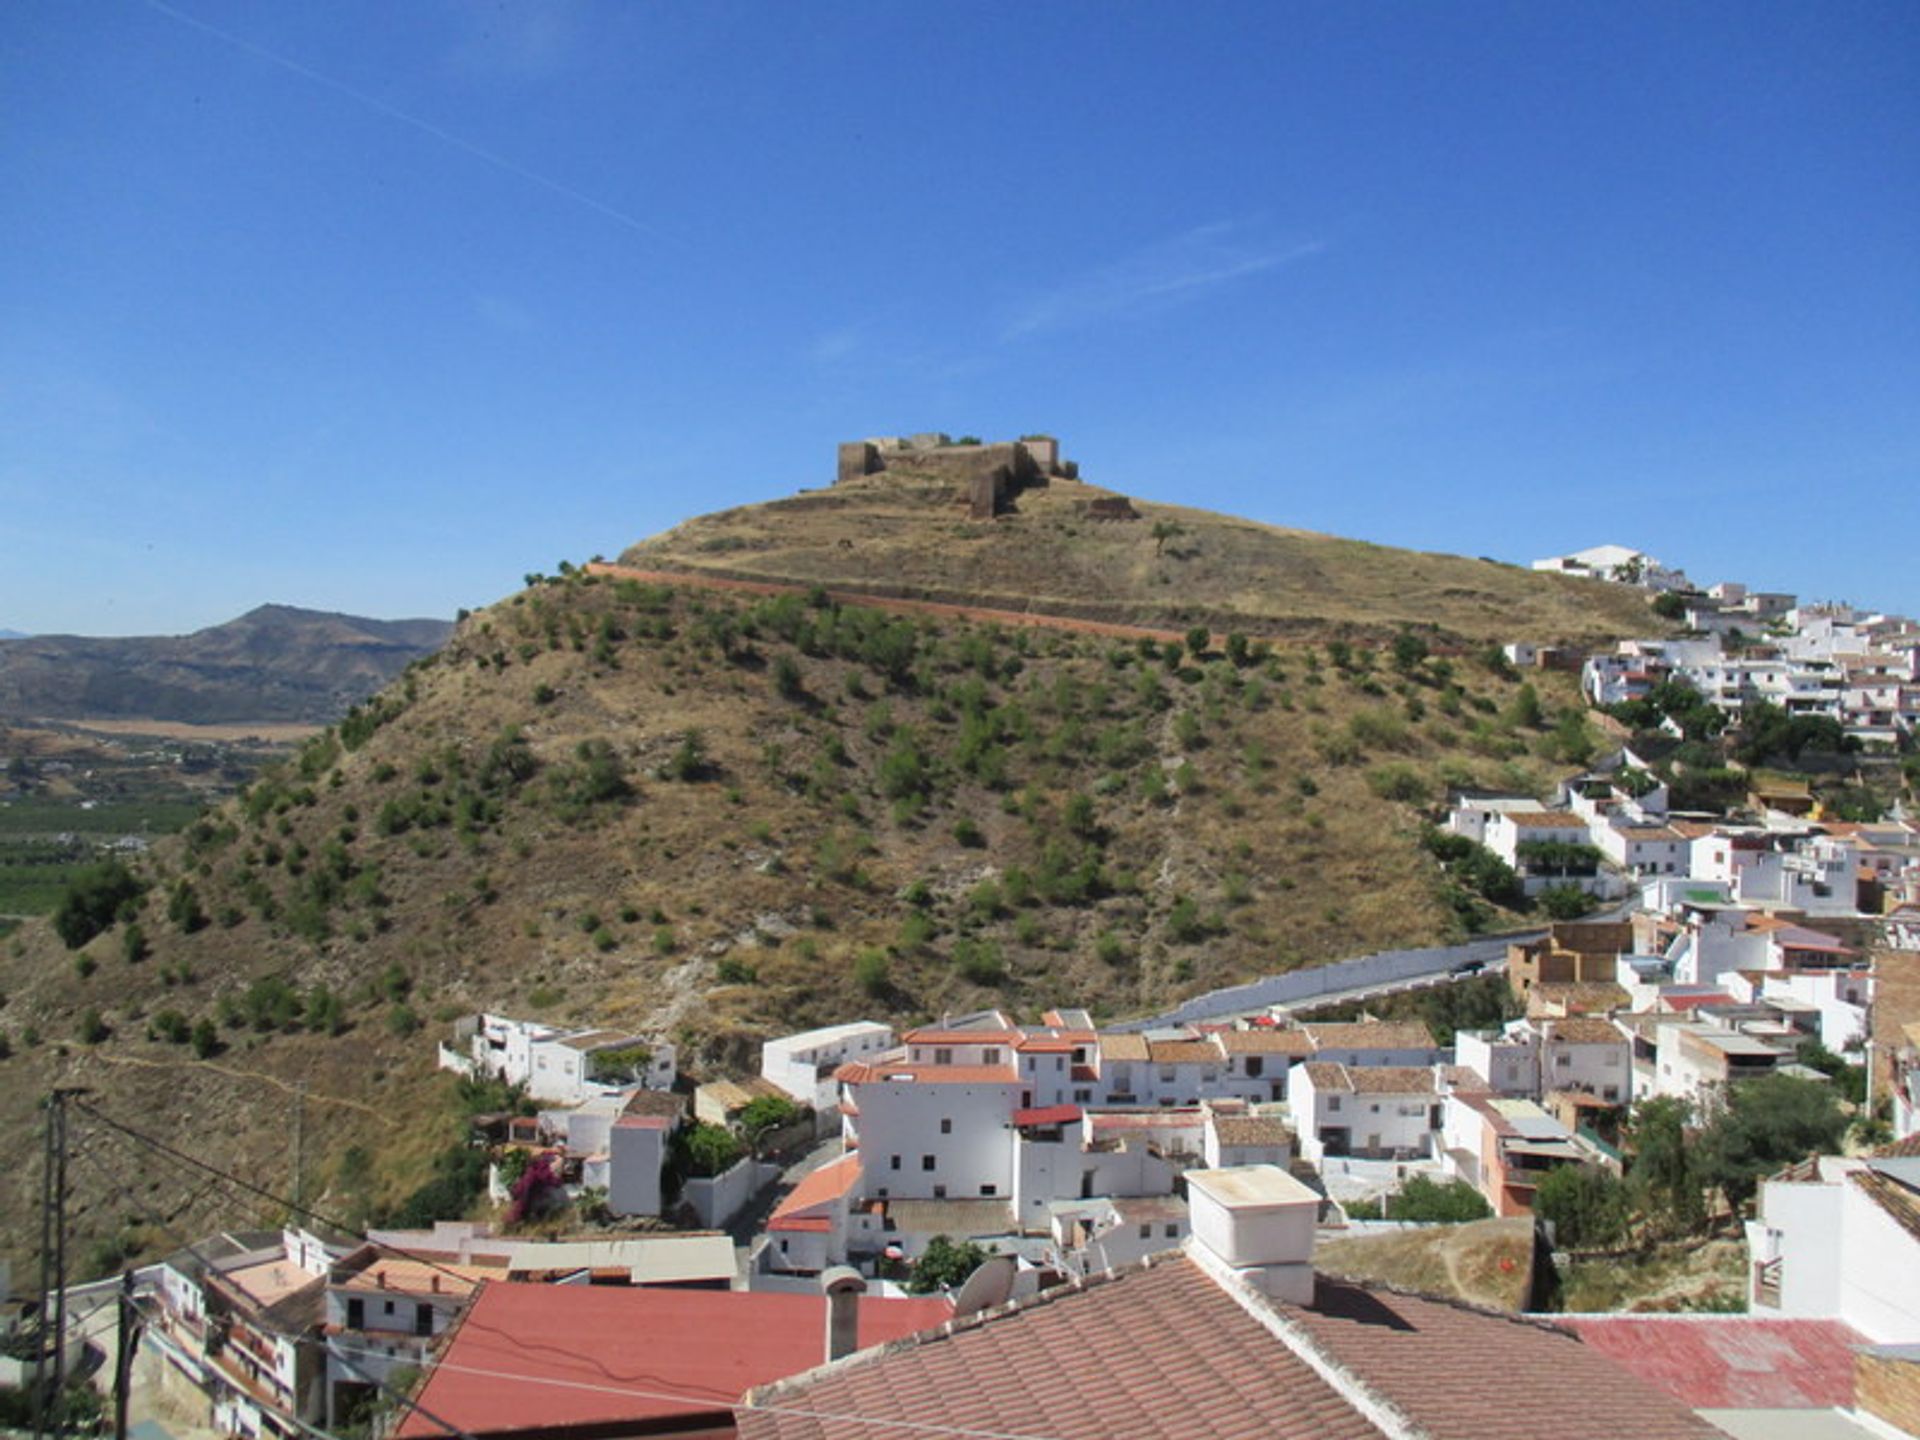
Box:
833 435 1066 519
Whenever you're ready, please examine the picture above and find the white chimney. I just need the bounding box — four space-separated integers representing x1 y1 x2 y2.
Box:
1185 1165 1319 1305
821 1266 867 1363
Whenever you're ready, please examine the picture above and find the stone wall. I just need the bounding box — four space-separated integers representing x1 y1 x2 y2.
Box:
837 441 880 483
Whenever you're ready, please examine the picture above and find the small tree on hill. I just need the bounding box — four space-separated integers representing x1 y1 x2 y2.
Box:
1383 1176 1489 1223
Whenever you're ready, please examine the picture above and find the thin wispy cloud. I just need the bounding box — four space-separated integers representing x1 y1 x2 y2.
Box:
141 0 670 244
1000 225 1324 341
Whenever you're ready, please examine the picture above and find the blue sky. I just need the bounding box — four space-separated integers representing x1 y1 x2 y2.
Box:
2 1 1915 635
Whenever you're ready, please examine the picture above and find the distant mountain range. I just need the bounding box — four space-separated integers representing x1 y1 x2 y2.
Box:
0 604 452 724
0 630 27 641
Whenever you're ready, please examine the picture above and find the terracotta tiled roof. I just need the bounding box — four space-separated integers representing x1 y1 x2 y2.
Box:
900 1027 1021 1044
1546 1018 1628 1046
1853 1168 1920 1244
1215 1028 1315 1055
1304 1021 1438 1050
1012 1104 1082 1128
835 1062 1020 1085
1503 810 1587 827
738 1257 1378 1440
736 1255 1719 1440
1345 1066 1436 1095
1210 1116 1293 1147
1095 1033 1151 1062
1300 1061 1351 1090
1012 1035 1081 1053
620 1089 687 1119
768 1153 861 1231
1146 1039 1222 1064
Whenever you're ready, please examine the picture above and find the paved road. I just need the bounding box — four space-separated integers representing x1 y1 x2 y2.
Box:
1114 930 1545 1032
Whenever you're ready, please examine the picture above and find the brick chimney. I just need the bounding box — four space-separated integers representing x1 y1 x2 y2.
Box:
1185 1165 1319 1305
821 1266 867 1363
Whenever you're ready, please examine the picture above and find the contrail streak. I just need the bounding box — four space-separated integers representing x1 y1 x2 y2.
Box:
142 0 671 243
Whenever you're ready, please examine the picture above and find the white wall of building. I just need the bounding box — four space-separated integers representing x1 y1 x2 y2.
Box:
852 1079 1021 1203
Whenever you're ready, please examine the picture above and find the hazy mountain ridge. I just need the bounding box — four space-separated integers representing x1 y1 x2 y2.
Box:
0 604 453 725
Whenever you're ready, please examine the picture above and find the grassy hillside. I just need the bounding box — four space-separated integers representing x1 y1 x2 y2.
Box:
0 570 1610 1268
625 469 1654 647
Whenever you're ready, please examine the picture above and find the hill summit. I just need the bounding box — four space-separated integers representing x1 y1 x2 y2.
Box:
624 433 1651 645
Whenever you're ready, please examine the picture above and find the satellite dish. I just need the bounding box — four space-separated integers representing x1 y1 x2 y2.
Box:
951 1255 1016 1317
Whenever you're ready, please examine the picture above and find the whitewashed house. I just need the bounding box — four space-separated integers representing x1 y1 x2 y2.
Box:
1539 1017 1633 1105
455 1013 676 1104
1746 1150 1920 1342
1290 1062 1438 1164
760 1021 895 1112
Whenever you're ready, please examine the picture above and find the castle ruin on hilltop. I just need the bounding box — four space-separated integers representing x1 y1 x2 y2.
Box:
836 433 1079 520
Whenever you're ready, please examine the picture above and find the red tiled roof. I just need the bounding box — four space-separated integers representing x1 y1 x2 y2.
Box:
835 1062 1020 1085
899 1028 1020 1044
1012 1105 1082 1128
1146 1039 1222 1064
1304 1021 1437 1050
394 1282 951 1440
736 1256 1718 1440
1215 1028 1314 1055
739 1257 1378 1440
1560 1316 1867 1409
1545 1018 1628 1045
1013 1036 1077 1053
768 1153 861 1231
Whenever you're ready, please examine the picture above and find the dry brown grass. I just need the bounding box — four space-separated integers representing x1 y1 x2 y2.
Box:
625 471 1655 647
1315 1217 1538 1311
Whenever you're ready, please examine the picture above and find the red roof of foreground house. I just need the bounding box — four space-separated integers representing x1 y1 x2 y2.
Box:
1560 1316 1867 1409
393 1282 951 1440
735 1254 1718 1440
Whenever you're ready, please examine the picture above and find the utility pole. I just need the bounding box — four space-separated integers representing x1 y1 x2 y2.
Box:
291 1082 307 1217
34 1088 79 1440
113 1269 142 1440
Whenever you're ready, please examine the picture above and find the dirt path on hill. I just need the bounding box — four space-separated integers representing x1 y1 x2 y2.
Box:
92 1051 399 1123
584 562 1201 646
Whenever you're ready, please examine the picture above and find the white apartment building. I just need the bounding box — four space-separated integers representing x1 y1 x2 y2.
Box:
455 1013 676 1104
760 1021 895 1112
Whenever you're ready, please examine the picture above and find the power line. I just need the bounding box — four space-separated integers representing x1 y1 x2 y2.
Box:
72 1099 482 1296
66 1124 475 1440
72 1101 1065 1440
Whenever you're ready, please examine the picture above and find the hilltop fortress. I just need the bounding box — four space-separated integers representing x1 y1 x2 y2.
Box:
836 432 1083 520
